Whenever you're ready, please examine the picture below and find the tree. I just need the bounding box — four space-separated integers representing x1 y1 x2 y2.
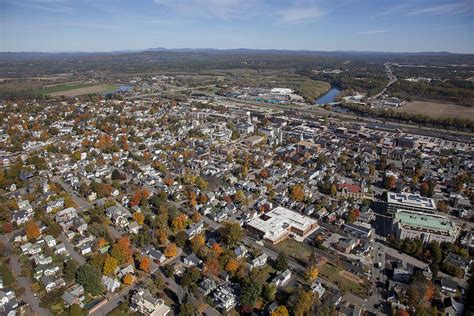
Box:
347 209 360 223
132 211 145 225
290 184 305 202
274 253 288 271
123 273 134 285
76 264 104 296
271 306 289 316
383 175 397 190
420 182 430 196
292 290 314 316
64 260 78 283
157 228 168 245
111 236 133 265
171 214 188 232
190 234 205 253
204 256 220 276
103 255 118 275
165 243 177 258
140 256 151 273
225 259 239 273
219 221 243 248
191 211 202 223
263 283 276 302
396 309 410 316
240 278 262 307
305 265 319 282
46 222 62 238
70 304 86 316
330 183 337 197
212 243 223 256
25 220 40 240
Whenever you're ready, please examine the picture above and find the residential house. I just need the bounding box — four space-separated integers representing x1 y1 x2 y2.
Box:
184 254 203 267
272 269 292 287
62 284 85 307
213 285 237 312
102 276 121 293
130 287 171 316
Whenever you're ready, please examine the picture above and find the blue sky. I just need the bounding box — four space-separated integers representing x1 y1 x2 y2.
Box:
1 0 473 53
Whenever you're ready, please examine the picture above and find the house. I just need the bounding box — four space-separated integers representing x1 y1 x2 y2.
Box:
444 252 472 276
272 269 292 287
184 254 202 267
102 276 121 293
117 265 134 278
62 284 85 307
198 278 217 296
337 238 360 254
127 222 141 234
444 297 464 316
234 245 248 260
79 244 92 255
185 221 204 238
213 285 237 311
0 289 17 315
130 287 171 316
55 243 68 255
43 235 57 248
143 246 166 264
12 210 32 225
41 276 65 292
249 253 268 270
311 281 325 298
441 279 458 294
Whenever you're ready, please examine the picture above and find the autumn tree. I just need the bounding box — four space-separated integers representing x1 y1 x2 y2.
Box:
305 265 319 282
383 175 397 190
191 211 202 223
25 220 40 240
103 255 118 275
123 273 134 285
171 214 188 232
191 234 205 253
225 259 239 273
165 243 177 258
157 228 168 245
212 243 223 257
292 289 314 316
204 256 220 276
290 184 305 202
140 256 151 273
111 236 133 265
271 306 289 316
132 211 145 225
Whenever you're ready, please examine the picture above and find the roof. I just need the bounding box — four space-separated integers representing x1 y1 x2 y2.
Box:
337 183 361 194
387 193 436 210
394 210 456 234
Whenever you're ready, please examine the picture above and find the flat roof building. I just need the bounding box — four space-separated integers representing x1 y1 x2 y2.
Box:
392 210 459 244
386 193 436 215
246 206 318 244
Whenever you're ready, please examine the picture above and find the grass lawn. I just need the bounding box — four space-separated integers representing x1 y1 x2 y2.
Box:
274 238 313 261
319 263 366 297
32 82 97 94
0 262 16 287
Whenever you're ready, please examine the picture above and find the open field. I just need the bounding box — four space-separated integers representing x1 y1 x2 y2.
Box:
48 84 117 96
395 101 474 119
319 263 367 296
274 238 313 261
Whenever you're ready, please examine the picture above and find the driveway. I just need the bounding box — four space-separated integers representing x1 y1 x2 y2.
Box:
58 234 86 265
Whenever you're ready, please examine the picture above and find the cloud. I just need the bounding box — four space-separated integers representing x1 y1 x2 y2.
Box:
356 29 391 35
376 0 474 17
278 5 324 22
7 0 74 14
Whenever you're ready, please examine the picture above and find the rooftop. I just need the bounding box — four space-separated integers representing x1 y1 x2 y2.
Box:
394 210 456 234
387 193 436 210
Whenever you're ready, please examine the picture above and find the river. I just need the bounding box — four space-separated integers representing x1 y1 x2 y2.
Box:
314 87 341 105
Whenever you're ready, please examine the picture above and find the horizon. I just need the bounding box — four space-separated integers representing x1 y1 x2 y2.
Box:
1 0 474 54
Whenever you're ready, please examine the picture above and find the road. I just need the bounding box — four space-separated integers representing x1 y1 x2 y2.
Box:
58 233 86 265
53 176 91 212
370 62 397 100
0 234 51 316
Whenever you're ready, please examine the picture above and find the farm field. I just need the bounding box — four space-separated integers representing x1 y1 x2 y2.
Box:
32 82 117 96
395 101 474 119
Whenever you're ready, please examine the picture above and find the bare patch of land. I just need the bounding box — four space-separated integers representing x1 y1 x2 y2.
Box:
395 101 474 119
49 84 117 96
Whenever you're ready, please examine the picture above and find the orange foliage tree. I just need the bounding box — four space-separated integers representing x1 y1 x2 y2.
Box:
123 273 134 285
225 259 239 273
211 243 223 257
25 220 41 240
140 256 151 273
165 243 177 258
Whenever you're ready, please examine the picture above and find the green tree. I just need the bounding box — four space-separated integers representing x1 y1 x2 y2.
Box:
240 278 262 307
64 260 78 283
70 303 87 316
76 264 104 296
274 253 288 271
219 221 243 248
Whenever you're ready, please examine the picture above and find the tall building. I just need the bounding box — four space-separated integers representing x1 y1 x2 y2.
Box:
386 192 436 215
392 210 459 243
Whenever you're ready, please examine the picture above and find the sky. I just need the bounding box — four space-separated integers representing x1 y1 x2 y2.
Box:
1 0 473 53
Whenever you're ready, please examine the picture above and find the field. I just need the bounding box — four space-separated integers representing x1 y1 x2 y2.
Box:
32 82 117 96
319 263 367 296
395 101 474 119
